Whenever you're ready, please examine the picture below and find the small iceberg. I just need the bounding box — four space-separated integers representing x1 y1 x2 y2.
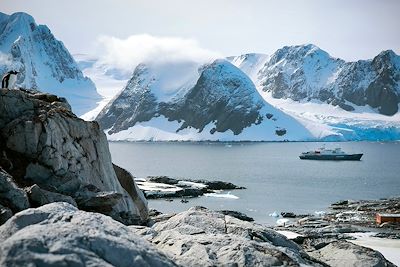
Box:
269 211 280 217
315 211 326 217
204 192 239 199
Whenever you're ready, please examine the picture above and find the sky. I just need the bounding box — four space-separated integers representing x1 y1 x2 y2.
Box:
1 0 399 61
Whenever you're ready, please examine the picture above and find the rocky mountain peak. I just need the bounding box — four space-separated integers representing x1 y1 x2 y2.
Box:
372 49 400 71
0 12 101 116
267 44 335 66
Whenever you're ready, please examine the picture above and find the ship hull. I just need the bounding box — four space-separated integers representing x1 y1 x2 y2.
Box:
299 154 363 161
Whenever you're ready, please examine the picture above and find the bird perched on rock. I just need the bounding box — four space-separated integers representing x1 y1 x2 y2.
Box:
2 71 19 89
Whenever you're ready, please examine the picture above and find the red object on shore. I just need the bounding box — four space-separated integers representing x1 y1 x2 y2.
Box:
376 213 400 224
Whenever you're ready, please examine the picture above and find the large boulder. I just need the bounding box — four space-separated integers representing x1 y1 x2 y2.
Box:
0 89 147 224
0 203 176 267
132 206 323 266
113 164 148 223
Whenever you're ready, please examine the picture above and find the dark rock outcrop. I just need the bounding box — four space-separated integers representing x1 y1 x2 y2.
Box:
0 204 12 225
148 176 180 185
195 179 246 190
26 184 77 207
218 210 254 222
147 176 245 190
139 176 245 199
0 167 29 213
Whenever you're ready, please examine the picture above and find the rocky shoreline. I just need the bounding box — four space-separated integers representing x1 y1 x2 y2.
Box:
271 197 400 266
0 89 398 266
272 197 400 234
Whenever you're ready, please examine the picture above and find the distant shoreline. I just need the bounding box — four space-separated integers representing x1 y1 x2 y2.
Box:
108 140 400 143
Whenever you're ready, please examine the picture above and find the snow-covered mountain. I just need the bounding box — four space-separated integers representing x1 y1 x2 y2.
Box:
96 59 313 141
0 12 101 115
229 45 400 140
231 44 400 116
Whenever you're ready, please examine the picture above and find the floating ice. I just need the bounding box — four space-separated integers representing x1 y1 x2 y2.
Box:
269 211 279 217
204 192 239 199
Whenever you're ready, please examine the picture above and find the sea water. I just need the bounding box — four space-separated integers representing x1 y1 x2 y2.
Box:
109 141 400 225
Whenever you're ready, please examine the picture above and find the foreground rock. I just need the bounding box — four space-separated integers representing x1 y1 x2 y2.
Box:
0 89 148 224
133 206 324 266
1 202 394 267
0 203 175 267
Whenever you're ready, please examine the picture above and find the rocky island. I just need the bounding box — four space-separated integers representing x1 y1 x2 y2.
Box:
0 88 397 266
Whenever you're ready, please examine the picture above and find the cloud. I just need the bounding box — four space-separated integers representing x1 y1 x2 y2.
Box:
0 52 23 74
0 52 15 72
94 34 221 73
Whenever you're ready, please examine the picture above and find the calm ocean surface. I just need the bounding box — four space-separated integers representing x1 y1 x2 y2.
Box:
109 142 400 225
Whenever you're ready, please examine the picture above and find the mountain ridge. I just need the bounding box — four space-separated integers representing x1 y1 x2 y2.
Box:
229 44 400 116
96 59 313 141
